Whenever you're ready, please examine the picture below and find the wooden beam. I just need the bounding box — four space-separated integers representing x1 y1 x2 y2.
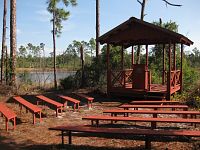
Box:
121 45 124 70
132 46 134 65
107 44 111 93
162 44 166 85
180 44 183 93
167 43 171 100
173 43 176 70
145 45 148 67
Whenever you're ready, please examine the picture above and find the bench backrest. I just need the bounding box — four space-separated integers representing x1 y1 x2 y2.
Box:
59 95 80 103
36 95 63 107
13 96 42 112
0 103 16 119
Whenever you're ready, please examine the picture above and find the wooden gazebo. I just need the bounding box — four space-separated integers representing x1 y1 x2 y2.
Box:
98 17 193 100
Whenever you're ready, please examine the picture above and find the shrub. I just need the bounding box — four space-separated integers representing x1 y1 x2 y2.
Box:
60 75 75 89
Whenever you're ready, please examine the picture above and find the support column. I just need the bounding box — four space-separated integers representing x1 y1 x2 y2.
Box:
107 44 111 94
121 45 124 70
162 44 166 85
145 45 148 67
132 46 134 66
173 43 176 70
167 43 172 100
180 44 184 93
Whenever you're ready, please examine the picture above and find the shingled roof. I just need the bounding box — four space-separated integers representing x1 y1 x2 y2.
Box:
98 17 193 47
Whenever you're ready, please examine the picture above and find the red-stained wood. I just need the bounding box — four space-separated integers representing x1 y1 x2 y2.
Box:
167 43 172 100
13 96 42 124
162 44 166 85
49 125 200 149
180 44 183 93
59 95 80 111
36 95 63 117
0 103 16 131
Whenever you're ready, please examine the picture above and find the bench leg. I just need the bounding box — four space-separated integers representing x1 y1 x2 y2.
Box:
61 131 64 146
6 118 8 131
56 109 58 117
33 113 36 124
77 103 80 111
68 131 72 144
151 122 156 129
145 136 151 150
73 104 76 112
13 117 16 130
39 111 42 123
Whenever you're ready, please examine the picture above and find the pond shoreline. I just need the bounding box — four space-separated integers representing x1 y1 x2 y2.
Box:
16 68 77 73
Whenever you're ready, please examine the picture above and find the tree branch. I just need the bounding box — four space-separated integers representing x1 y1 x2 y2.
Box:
137 0 142 5
162 0 182 7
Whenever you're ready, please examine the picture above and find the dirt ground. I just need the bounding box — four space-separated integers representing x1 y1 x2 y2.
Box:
0 92 200 150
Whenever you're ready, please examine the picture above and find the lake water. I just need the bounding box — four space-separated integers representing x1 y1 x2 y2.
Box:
17 71 76 84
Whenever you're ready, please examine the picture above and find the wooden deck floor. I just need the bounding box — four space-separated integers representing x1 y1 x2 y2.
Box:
109 83 180 99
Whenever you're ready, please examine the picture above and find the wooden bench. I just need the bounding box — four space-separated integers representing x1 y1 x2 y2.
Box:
130 100 180 105
103 109 200 120
59 95 80 111
13 96 42 124
74 93 94 109
0 103 16 131
49 125 200 149
36 95 63 117
119 104 188 111
82 115 200 129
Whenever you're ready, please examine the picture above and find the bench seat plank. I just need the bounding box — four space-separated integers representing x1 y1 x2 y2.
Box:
0 103 16 131
49 125 200 149
130 100 180 105
103 109 200 117
74 93 94 108
59 95 80 111
119 104 188 111
36 95 63 117
82 115 200 128
13 96 42 124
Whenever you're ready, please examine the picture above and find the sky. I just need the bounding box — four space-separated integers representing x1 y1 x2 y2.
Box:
0 0 200 55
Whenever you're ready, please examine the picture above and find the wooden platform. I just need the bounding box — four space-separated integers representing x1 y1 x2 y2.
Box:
109 83 180 99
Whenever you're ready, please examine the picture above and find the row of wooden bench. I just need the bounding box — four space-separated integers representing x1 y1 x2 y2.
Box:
49 100 200 149
0 93 94 131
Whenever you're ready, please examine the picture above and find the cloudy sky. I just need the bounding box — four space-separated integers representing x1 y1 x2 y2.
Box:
0 0 199 55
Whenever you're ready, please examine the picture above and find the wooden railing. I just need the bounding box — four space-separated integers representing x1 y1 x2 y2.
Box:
170 70 181 87
110 69 133 88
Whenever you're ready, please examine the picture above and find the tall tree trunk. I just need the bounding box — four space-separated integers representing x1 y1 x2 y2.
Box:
53 11 57 89
96 0 100 59
1 0 7 83
10 0 17 86
136 0 147 64
5 46 8 85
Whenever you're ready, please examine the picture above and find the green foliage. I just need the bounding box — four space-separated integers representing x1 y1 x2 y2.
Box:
47 0 77 37
60 75 75 89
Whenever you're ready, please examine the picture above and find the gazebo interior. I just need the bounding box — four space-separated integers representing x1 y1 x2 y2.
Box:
98 17 193 100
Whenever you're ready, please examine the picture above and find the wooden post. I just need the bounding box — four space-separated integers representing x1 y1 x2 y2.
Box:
132 46 134 65
173 43 176 70
167 43 172 100
107 44 111 94
121 45 124 70
180 44 183 93
162 44 166 85
145 45 148 67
